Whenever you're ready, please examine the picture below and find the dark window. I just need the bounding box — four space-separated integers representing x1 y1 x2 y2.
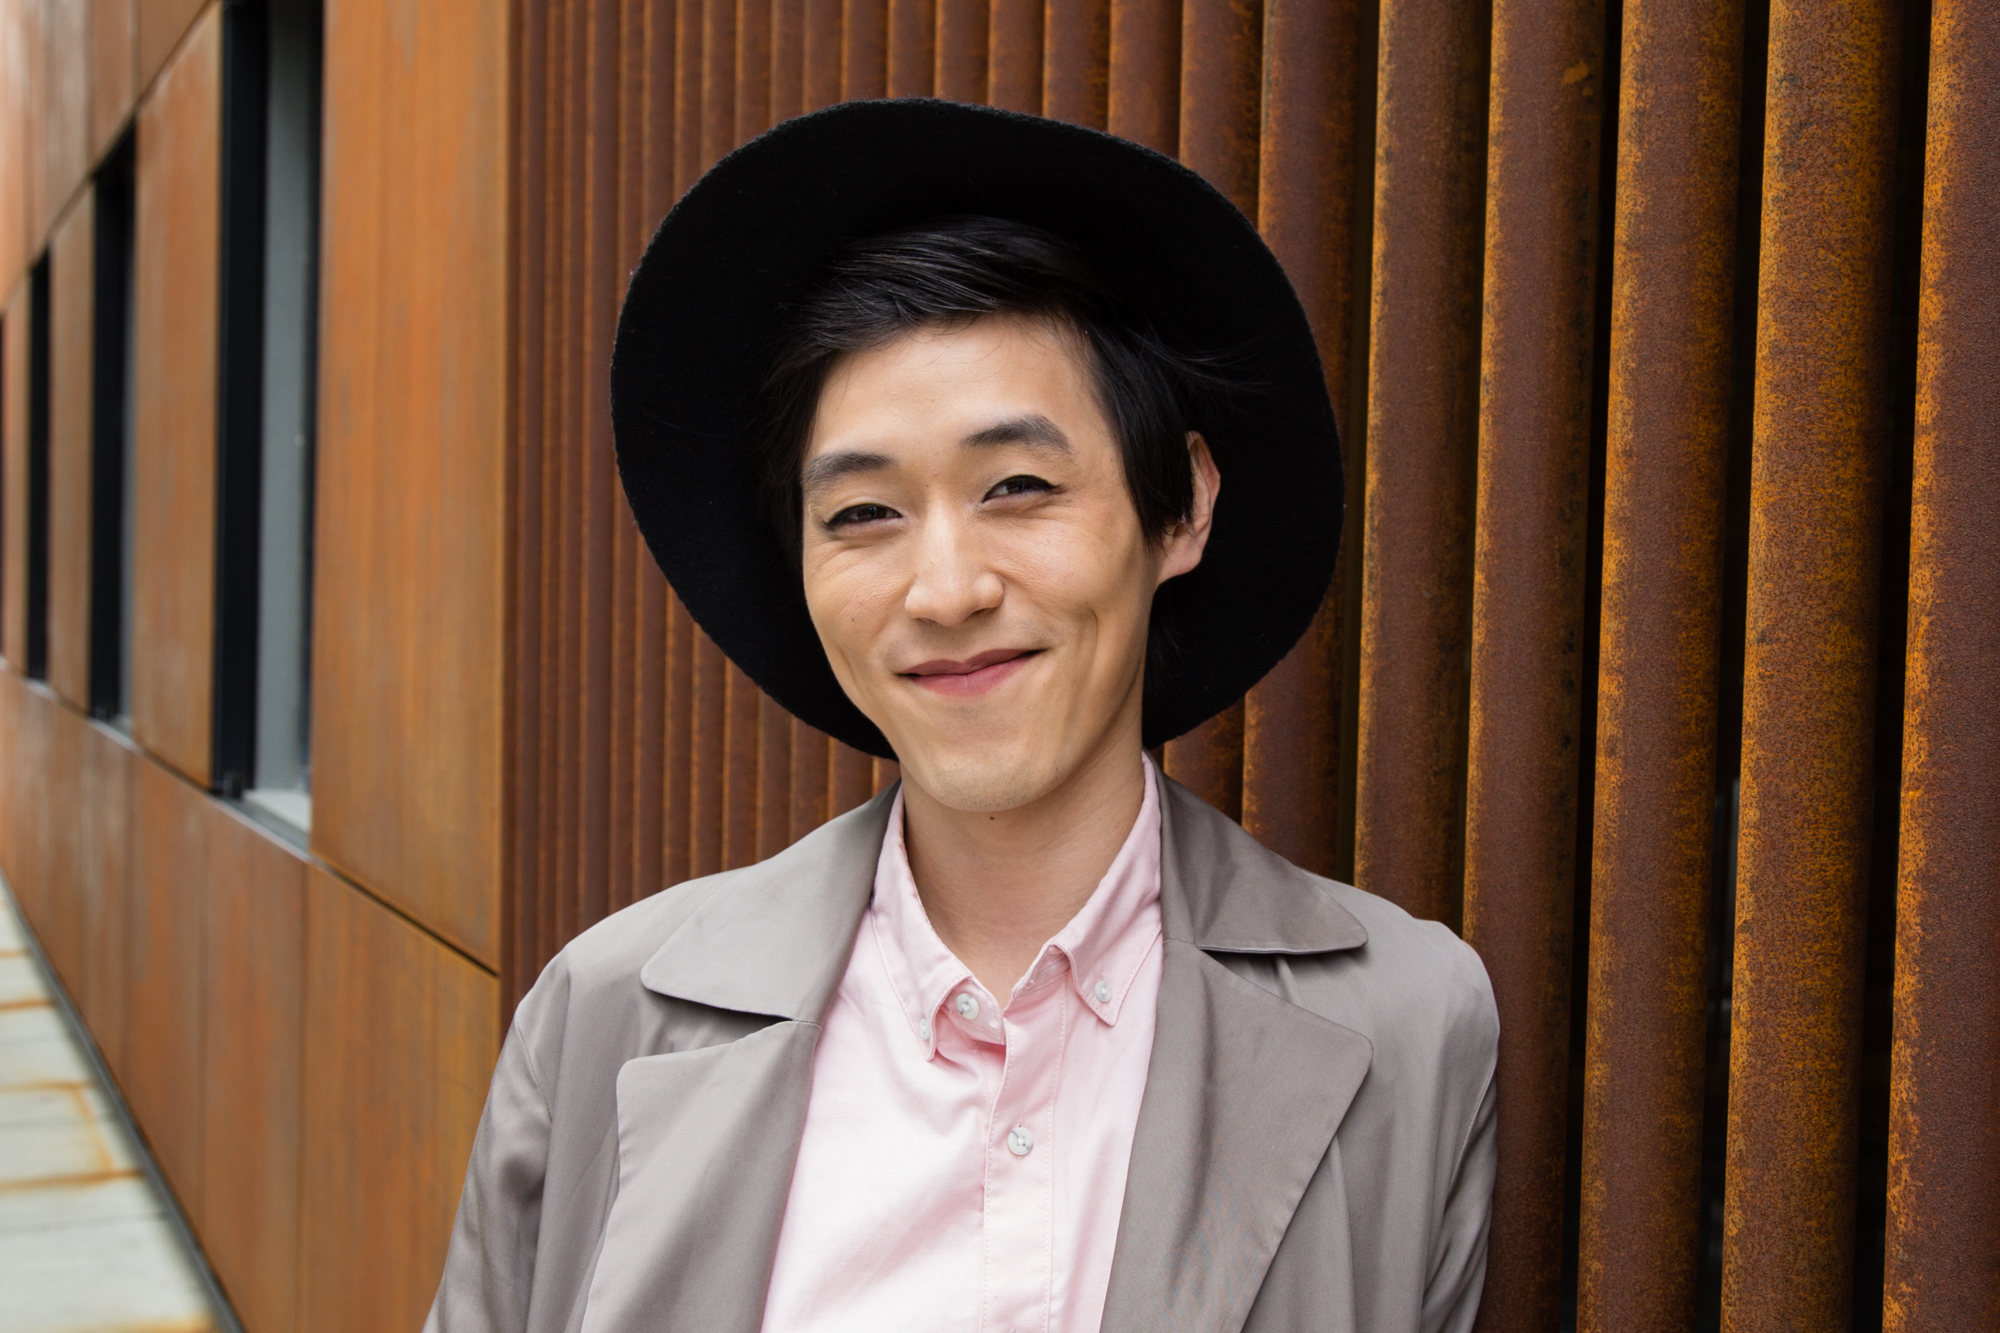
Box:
90 133 137 721
26 255 51 681
215 0 323 830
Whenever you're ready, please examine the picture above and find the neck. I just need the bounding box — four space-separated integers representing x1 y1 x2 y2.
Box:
900 735 1149 1001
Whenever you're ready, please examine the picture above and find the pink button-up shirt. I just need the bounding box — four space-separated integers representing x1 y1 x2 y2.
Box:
761 757 1165 1333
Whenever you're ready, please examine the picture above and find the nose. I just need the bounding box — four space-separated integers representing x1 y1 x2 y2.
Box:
902 511 1003 627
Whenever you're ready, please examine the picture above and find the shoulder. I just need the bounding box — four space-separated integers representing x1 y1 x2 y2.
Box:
1308 879 1497 1063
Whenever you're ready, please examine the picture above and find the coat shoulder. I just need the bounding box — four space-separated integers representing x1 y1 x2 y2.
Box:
1313 878 1496 1054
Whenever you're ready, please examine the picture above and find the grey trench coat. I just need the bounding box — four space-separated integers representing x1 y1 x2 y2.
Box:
426 777 1499 1333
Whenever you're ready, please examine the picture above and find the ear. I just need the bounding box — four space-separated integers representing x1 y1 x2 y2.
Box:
1157 431 1221 585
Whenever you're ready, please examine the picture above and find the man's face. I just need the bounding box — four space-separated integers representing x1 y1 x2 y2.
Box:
799 314 1215 814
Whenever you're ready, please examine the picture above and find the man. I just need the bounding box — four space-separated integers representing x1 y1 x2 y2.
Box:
429 100 1496 1333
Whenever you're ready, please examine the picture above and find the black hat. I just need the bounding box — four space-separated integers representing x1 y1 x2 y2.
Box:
612 98 1342 759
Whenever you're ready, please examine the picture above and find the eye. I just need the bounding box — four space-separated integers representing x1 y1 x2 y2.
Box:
984 474 1054 501
825 502 900 529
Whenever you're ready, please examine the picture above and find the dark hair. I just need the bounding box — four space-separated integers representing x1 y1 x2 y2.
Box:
756 216 1231 563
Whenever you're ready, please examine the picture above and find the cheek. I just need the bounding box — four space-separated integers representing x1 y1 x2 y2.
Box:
802 545 905 659
999 510 1157 639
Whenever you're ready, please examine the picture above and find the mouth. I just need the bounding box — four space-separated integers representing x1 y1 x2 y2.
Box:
898 648 1043 697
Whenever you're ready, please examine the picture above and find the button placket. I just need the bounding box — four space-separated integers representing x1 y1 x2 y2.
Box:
980 975 1065 1333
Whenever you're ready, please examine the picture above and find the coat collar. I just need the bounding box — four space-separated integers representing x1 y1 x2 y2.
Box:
638 785 897 1021
636 771 1368 1022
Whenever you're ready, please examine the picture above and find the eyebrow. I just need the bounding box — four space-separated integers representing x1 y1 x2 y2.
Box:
801 449 896 491
962 414 1072 454
801 415 1074 495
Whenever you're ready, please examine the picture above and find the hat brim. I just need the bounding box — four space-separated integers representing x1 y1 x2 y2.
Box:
612 98 1343 758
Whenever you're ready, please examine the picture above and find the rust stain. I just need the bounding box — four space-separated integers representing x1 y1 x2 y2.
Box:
0 1165 145 1194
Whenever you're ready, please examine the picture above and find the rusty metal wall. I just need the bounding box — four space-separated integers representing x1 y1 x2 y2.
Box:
503 0 1990 1326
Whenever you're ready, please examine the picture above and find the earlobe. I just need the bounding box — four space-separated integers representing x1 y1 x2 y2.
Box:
1157 431 1221 585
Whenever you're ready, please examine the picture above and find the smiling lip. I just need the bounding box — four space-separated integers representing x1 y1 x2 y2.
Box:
900 649 1041 697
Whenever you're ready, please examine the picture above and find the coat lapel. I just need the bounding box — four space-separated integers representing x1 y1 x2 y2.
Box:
579 1023 821 1333
580 789 897 1333
1100 781 1375 1333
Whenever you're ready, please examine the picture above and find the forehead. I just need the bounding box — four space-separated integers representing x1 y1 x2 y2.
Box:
806 313 1108 454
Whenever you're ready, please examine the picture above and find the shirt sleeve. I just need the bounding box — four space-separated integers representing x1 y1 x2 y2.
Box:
1421 1061 1498 1333
425 1018 553 1333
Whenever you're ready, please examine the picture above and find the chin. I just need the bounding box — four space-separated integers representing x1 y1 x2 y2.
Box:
894 740 1066 815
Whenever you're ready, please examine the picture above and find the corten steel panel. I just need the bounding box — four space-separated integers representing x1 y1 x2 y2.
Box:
299 868 499 1333
792 716 832 841
5 682 56 970
888 0 933 97
741 0 776 135
7 0 46 265
2 282 27 667
536 0 575 975
578 0 625 944
1884 4 2000 1326
129 7 218 787
846 0 889 99
759 691 794 859
615 0 673 919
1352 0 1489 925
677 0 704 184
723 661 760 869
0 672 14 885
987 0 1043 111
201 803 306 1333
40 687 86 1002
41 0 88 242
0 676 50 937
1164 703 1244 821
1043 0 1109 127
77 716 135 1080
1721 3 1902 1328
1106 0 1178 153
1160 0 1258 820
805 0 844 109
126 753 210 1218
0 7 26 292
91 0 137 160
1576 2 1742 1328
547 0 585 960
773 0 807 120
137 0 209 99
830 740 874 817
664 592 695 887
1176 0 1259 215
691 632 729 876
509 0 553 1001
1239 0 1366 879
934 0 988 103
47 192 92 710
1460 2 1605 1329
703 0 737 164
313 0 510 966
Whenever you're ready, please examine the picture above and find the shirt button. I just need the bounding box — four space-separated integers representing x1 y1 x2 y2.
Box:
1094 980 1112 1004
1006 1126 1034 1157
919 1016 931 1041
955 993 980 1021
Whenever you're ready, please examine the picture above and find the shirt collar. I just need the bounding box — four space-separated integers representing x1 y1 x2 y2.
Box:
868 754 1165 1054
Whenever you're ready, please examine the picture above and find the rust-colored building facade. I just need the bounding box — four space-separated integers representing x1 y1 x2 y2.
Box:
0 1 1992 1331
